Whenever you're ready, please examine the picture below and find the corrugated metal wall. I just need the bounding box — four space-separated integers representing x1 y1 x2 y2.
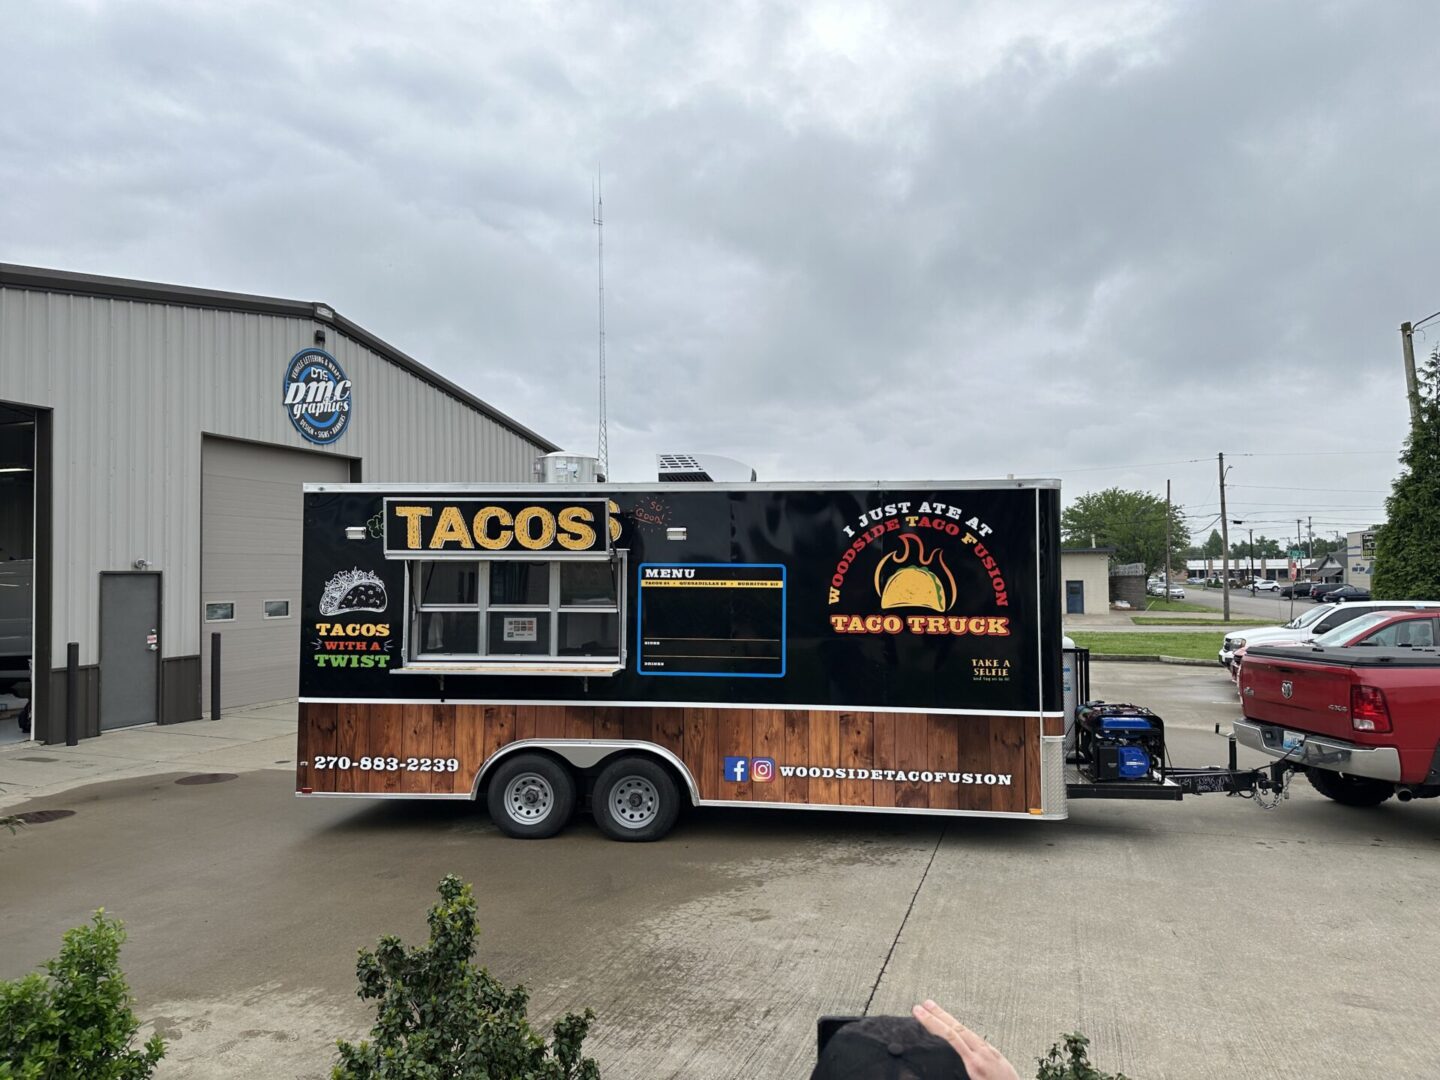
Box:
0 286 549 666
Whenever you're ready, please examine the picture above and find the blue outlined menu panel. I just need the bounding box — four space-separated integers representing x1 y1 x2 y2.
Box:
637 563 786 678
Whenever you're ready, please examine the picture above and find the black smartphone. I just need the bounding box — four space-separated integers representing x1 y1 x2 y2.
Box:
817 1015 864 1056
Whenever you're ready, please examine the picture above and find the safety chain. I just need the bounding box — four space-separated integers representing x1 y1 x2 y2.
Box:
1251 768 1294 810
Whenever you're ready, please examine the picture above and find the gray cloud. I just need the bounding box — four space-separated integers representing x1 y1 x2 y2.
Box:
1 0 1427 536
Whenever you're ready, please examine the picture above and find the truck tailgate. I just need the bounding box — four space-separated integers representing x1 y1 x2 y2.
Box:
1241 653 1356 740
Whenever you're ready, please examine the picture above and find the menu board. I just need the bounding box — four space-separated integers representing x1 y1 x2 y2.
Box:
638 563 786 677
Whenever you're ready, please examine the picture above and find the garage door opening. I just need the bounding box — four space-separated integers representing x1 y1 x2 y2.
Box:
201 436 353 712
0 402 37 745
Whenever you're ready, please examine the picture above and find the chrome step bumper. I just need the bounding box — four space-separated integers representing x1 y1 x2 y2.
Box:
1233 718 1402 783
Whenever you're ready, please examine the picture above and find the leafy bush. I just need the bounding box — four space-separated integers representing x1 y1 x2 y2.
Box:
1036 1032 1129 1080
0 910 165 1080
333 874 600 1080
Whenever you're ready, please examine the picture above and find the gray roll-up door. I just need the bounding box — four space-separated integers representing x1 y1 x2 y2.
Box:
201 437 351 709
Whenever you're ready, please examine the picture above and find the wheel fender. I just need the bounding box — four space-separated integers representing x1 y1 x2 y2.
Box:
472 739 699 804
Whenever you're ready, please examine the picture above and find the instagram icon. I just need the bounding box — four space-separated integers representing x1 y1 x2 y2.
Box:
751 757 776 782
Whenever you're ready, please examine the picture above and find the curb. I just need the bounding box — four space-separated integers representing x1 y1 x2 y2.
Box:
1089 654 1219 668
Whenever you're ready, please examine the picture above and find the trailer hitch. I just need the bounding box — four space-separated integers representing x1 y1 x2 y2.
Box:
1160 733 1295 805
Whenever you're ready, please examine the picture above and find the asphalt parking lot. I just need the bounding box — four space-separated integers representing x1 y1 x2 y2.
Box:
3 664 1439 1080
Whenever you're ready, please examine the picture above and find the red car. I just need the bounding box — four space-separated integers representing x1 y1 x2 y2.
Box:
1230 609 1439 686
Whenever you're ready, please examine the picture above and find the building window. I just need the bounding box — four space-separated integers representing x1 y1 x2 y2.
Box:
263 599 291 619
204 602 235 622
408 556 622 665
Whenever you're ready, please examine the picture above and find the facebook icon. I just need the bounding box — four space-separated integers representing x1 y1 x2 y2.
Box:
723 756 748 782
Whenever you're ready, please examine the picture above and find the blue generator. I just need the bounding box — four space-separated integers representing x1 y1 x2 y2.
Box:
1076 703 1165 782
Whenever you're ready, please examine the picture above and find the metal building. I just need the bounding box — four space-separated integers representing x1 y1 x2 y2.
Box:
0 264 556 744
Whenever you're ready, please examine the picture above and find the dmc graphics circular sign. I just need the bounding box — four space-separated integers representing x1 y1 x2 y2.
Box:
283 348 352 445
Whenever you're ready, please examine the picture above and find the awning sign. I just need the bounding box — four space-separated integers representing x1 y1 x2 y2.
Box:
383 499 610 556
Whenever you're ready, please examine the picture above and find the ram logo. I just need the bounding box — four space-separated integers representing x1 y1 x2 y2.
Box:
1281 680 1294 700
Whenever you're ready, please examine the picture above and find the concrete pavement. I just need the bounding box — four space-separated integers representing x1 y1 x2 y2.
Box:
0 700 298 810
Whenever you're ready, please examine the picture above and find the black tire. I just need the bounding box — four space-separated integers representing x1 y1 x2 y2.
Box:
485 753 576 839
591 756 681 842
1305 768 1395 807
17 700 30 734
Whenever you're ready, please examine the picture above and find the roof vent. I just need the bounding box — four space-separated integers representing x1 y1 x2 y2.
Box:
656 453 757 483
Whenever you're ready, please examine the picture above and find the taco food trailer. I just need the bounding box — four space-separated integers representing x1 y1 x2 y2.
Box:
295 479 1280 840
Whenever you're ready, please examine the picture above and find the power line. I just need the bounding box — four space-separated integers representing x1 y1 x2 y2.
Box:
1229 449 1396 458
1229 484 1387 494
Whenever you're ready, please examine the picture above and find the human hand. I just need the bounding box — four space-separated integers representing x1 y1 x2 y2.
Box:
911 1000 1020 1080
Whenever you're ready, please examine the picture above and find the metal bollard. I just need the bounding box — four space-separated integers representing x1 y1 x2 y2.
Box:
211 632 221 721
65 641 79 746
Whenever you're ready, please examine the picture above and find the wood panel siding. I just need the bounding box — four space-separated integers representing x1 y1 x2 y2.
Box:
296 702 1043 815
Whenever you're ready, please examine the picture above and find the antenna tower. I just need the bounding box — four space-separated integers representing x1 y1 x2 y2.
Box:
594 176 609 479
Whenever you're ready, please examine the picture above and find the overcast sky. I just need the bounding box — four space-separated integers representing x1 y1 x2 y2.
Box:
2 0 1432 547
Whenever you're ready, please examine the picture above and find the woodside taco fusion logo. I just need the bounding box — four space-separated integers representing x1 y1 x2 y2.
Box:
827 498 1011 637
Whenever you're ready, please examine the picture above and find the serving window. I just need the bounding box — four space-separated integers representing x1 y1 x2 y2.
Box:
407 554 624 671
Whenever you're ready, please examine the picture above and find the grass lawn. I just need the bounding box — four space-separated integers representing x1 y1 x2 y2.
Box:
1131 616 1271 627
1069 630 1227 661
1139 598 1215 613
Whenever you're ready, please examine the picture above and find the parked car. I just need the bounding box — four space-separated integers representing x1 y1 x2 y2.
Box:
1310 582 1344 603
1230 610 1440 685
1251 578 1280 592
1325 584 1372 604
1218 601 1440 669
1187 576 1205 585
1167 584 1185 599
1236 641 1440 806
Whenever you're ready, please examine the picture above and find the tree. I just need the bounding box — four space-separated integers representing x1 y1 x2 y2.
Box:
1061 488 1190 571
333 875 600 1080
1202 529 1224 558
1373 346 1440 600
0 910 166 1079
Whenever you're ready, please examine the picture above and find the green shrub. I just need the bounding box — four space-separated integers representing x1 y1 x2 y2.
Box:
1036 1032 1129 1080
0 910 165 1080
333 874 599 1080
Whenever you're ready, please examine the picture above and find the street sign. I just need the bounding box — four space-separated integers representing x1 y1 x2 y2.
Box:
1288 549 1305 559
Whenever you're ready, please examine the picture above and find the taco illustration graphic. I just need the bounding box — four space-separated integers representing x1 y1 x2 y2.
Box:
874 534 955 612
319 568 388 616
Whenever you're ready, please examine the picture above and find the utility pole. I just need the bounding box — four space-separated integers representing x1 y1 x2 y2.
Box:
1164 479 1172 602
1402 321 1420 426
1218 452 1230 621
1307 515 1313 559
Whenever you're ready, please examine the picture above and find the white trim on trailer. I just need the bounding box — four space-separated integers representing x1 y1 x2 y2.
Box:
696 799 1061 821
295 791 473 800
298 696 1064 718
466 738 702 803
305 478 1062 494
1035 487 1049 810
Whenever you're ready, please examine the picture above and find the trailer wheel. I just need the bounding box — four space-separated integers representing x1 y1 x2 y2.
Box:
486 754 576 839
1305 768 1395 807
592 757 680 842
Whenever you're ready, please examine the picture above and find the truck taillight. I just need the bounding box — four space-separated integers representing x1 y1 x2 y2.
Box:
1351 684 1391 732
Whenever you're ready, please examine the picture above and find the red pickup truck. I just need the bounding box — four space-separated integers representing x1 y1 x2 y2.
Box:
1235 645 1440 806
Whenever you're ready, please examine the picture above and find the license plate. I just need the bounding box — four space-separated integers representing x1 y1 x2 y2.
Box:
1282 730 1307 751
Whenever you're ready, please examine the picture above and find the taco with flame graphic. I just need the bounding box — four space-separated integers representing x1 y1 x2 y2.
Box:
874 533 956 612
